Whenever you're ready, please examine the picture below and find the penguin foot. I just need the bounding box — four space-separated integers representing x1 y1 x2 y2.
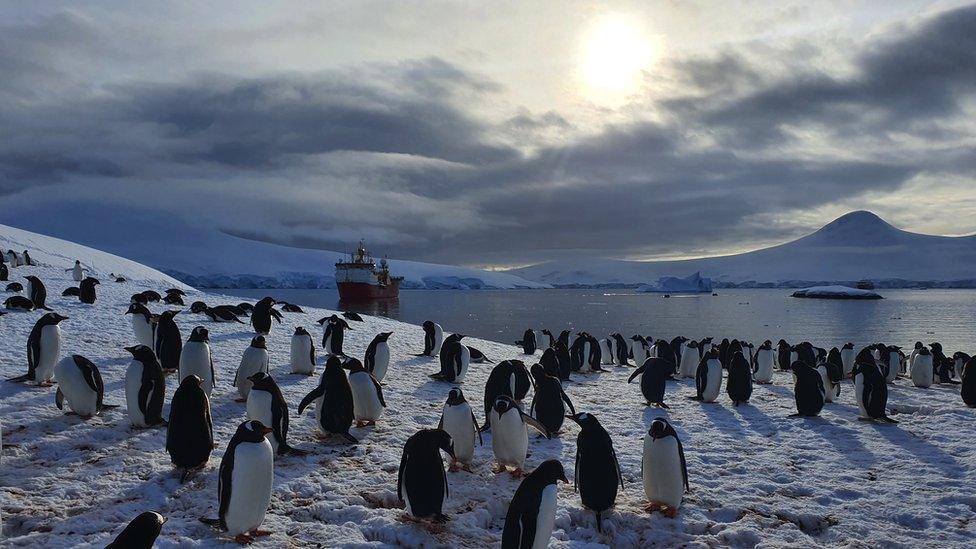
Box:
251 529 271 537
510 468 524 478
644 502 678 518
448 460 461 472
492 463 507 474
233 534 254 545
234 398 247 403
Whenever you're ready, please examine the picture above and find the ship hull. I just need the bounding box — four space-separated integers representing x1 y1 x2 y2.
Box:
337 280 400 301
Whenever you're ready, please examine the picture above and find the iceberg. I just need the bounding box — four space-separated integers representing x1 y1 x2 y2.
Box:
791 285 882 300
636 271 713 293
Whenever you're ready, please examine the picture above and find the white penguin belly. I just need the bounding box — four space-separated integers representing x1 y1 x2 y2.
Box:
491 410 527 467
754 351 774 383
885 354 899 383
911 356 933 388
841 349 854 377
54 358 98 416
349 372 384 421
456 346 470 382
643 436 684 508
246 391 278 452
131 316 154 347
314 395 327 432
35 325 62 383
702 361 722 402
532 484 558 549
125 361 147 427
854 373 868 417
600 339 613 365
290 336 314 374
678 352 699 379
236 349 269 399
816 365 835 403
441 404 476 462
224 440 274 535
322 333 333 355
371 344 390 382
179 342 214 396
432 325 444 355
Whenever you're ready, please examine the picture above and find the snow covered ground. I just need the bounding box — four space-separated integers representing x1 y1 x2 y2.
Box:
2 231 975 548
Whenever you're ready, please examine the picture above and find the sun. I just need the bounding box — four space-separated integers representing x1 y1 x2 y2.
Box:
580 15 658 104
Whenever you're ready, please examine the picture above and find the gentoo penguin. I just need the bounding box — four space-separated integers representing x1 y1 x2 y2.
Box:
124 345 166 428
628 357 672 408
364 332 393 382
819 348 844 402
0 262 7 281
553 342 573 382
502 459 568 549
910 347 933 388
793 342 815 367
417 320 444 356
726 352 753 406
163 293 185 305
167 375 213 482
279 302 304 313
190 300 209 314
78 277 99 304
840 342 855 377
852 348 896 423
320 315 352 356
566 412 623 533
125 302 156 348
642 417 689 517
467 346 492 364
718 338 731 368
297 356 357 443
234 336 270 401
215 420 275 544
631 335 651 362
753 341 775 384
22 250 33 266
776 340 792 371
438 387 481 471
930 342 957 384
530 364 576 434
342 311 364 322
654 339 677 375
106 511 166 549
585 334 606 372
516 329 537 355
141 290 162 303
397 428 455 521
569 333 586 372
166 288 188 297
343 358 386 427
482 360 532 430
790 362 825 417
3 295 33 310
154 310 182 373
671 336 688 365
430 334 470 383
247 372 304 456
677 340 700 379
250 297 277 335
54 355 115 417
961 356 976 407
62 286 80 297
24 276 51 310
490 395 550 476
204 306 245 324
8 312 66 384
539 329 556 350
180 326 215 396
690 350 722 403
880 345 902 383
235 302 253 315
5 282 24 293
290 326 316 375
540 347 560 378
953 351 971 382
598 337 614 365
130 292 149 305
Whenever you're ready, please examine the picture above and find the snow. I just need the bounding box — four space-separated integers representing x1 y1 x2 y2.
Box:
3 227 976 548
511 211 976 287
635 272 713 293
791 286 883 299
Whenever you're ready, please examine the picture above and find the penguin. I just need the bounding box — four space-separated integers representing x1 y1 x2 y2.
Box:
631 335 650 362
490 395 550 476
628 357 672 408
598 337 614 365
125 302 156 348
320 315 351 356
297 356 357 443
753 340 775 384
342 311 364 322
417 320 444 356
250 297 277 335
23 276 51 311
190 300 209 314
726 351 753 406
819 348 844 402
343 358 387 427
516 329 537 355
910 347 933 388
364 332 393 382
540 329 556 350
8 312 66 384
77 277 99 304
167 375 213 482
557 330 571 348
585 334 606 372
438 387 481 471
204 306 245 324
718 338 731 368
690 350 722 403
54 355 115 417
953 351 971 381
539 347 560 378
22 250 33 266
930 342 957 384
279 302 304 313
794 342 816 366
215 420 274 544
961 356 976 408
179 326 215 397
880 345 902 383
530 364 576 435
671 336 688 365
397 428 455 521
124 345 166 428
776 340 792 371
789 361 825 417
430 334 470 383
3 295 34 311
234 335 270 401
909 342 924 372
5 282 24 293
247 372 304 456
0 262 7 282
840 342 855 377
569 333 587 372
62 286 80 297
653 339 677 375
467 346 492 364
677 340 700 379
482 360 532 430
141 290 162 303
290 326 316 375
566 412 622 533
642 417 689 518
106 511 166 549
553 342 573 382
852 349 896 423
130 292 150 305
501 459 568 549
166 288 187 298
154 310 182 373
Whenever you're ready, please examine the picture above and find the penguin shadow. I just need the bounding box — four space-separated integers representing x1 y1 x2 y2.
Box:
699 401 750 439
272 371 316 387
867 422 960 475
400 355 437 367
208 331 255 344
641 405 673 425
800 416 874 461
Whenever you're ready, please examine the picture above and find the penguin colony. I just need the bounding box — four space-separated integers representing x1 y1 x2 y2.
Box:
2 251 976 546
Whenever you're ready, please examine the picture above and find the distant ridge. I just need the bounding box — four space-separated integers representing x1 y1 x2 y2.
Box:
509 211 976 288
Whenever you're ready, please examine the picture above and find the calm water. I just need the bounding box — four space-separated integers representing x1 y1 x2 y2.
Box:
218 288 976 352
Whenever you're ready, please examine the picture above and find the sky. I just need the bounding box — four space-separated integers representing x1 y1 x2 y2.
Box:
1 0 975 269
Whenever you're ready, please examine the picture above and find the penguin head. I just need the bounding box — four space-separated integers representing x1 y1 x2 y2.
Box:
257 296 276 307
375 332 394 341
160 310 180 320
913 341 924 350
189 301 208 313
533 459 569 484
492 395 517 415
189 326 209 342
125 344 156 362
179 374 205 390
445 333 465 344
429 428 455 459
237 419 273 442
82 277 100 286
165 288 186 296
565 412 601 431
341 357 366 372
530 363 547 382
930 342 943 352
855 347 877 365
422 320 435 331
917 347 931 356
445 387 466 406
649 417 678 440
248 371 274 391
250 335 267 349
294 326 309 336
41 312 68 325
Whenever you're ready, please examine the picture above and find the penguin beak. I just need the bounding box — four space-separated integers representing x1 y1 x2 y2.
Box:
559 472 569 484
261 426 273 435
565 414 581 425
124 345 137 353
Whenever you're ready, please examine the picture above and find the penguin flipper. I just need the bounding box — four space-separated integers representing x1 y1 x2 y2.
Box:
522 413 551 439
297 386 325 415
471 411 483 445
55 387 64 410
627 365 646 383
341 431 359 444
676 438 690 492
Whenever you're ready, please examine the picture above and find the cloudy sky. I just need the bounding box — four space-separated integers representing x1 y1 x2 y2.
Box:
1 0 975 269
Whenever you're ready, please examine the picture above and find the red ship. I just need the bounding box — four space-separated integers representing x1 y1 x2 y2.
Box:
335 241 403 301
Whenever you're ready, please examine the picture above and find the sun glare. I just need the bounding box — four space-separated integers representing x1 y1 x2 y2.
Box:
580 15 658 104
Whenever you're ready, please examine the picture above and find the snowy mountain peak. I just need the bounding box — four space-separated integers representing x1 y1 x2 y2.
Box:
801 210 905 247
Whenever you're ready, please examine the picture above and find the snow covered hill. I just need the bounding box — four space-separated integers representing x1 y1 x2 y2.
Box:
1 228 975 547
510 211 976 288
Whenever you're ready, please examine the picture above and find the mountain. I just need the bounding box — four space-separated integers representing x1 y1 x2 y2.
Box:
509 211 976 287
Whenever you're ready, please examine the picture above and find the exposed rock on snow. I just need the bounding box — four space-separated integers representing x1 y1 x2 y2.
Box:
791 286 883 299
636 272 713 293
